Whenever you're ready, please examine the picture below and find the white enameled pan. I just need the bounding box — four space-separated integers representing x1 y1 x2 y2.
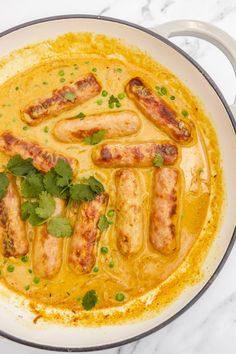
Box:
0 15 235 351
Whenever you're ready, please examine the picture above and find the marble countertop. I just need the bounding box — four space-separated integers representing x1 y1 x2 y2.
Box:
1 0 236 353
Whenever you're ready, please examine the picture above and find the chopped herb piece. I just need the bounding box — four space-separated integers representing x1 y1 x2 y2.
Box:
98 215 112 232
115 68 122 73
21 172 44 198
28 269 33 274
70 184 95 202
115 292 125 302
7 264 15 273
58 69 65 76
47 217 73 237
24 285 30 291
100 246 109 254
107 209 115 218
22 126 28 131
153 153 164 168
0 172 9 199
109 260 114 268
84 61 90 64
15 86 19 91
182 110 189 117
109 102 114 109
101 90 108 97
96 99 103 105
7 155 36 176
42 81 48 85
82 290 98 311
83 130 107 145
43 126 49 133
60 77 66 83
76 296 81 302
93 266 99 273
118 92 125 100
21 255 29 263
116 101 121 108
170 95 175 100
64 92 77 102
35 191 55 219
75 112 85 119
91 68 97 72
33 276 40 284
108 95 119 108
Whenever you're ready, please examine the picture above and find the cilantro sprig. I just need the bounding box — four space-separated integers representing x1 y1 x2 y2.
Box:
83 130 107 145
0 172 9 199
82 290 98 311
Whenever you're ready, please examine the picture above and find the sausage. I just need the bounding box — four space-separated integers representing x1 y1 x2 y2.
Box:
126 77 192 143
0 131 78 172
33 199 64 279
68 193 108 274
0 174 28 257
92 141 178 167
115 169 143 255
149 168 179 255
53 110 141 143
22 73 102 125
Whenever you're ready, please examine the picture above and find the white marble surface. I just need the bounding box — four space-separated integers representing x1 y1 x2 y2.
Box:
1 0 236 353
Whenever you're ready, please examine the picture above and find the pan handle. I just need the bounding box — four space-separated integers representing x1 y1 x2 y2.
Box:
152 20 236 116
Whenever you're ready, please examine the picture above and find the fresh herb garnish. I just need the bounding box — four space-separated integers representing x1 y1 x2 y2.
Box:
91 68 97 72
21 172 44 198
82 290 98 311
153 153 164 168
0 172 9 199
43 126 49 133
108 95 120 109
47 217 73 237
7 154 36 176
70 184 96 202
24 285 30 291
93 266 99 273
83 130 107 145
98 215 112 232
170 95 175 100
75 112 85 119
96 99 103 105
35 191 55 219
107 209 115 218
54 159 73 188
21 201 44 226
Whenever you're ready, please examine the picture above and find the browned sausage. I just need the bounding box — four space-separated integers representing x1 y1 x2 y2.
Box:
92 141 178 167
68 193 108 274
33 199 64 279
0 131 78 172
22 73 102 125
115 169 143 255
53 110 141 143
0 174 28 257
126 77 192 143
149 168 179 255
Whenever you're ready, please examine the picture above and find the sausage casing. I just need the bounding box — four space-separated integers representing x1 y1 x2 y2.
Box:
92 141 178 167
0 174 28 257
0 131 78 172
149 168 179 255
33 198 65 279
53 110 140 143
126 77 192 143
115 169 143 255
68 193 108 274
22 73 102 125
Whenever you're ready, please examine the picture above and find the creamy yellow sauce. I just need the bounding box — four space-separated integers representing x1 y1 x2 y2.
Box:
0 32 223 325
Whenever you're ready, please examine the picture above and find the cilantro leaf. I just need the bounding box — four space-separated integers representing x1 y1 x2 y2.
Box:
21 201 45 226
35 191 55 219
43 170 69 199
54 159 73 187
82 176 104 194
153 153 164 168
82 290 98 311
7 154 36 176
98 215 112 232
64 92 77 102
21 172 44 198
0 172 9 199
83 130 107 145
69 184 95 202
47 217 73 237
75 112 85 119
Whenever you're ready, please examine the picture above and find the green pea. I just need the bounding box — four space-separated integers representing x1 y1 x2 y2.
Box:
109 260 114 268
43 126 49 133
182 110 189 117
93 266 99 273
15 86 20 91
33 276 40 284
60 77 66 83
7 264 15 273
118 93 125 100
96 99 103 105
21 255 29 263
92 68 97 72
107 209 115 217
102 90 108 97
24 285 30 291
115 292 125 302
22 126 28 131
116 102 121 108
58 70 65 76
101 247 109 255
170 95 175 100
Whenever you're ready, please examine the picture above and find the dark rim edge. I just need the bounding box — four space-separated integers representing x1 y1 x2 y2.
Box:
0 14 235 353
